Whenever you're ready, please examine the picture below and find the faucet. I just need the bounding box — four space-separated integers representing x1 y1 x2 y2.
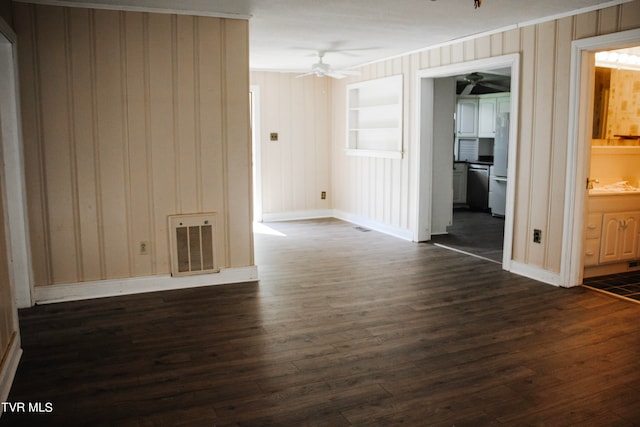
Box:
587 178 599 189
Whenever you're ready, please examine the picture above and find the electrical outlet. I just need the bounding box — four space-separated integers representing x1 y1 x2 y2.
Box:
533 229 542 244
270 132 278 141
139 241 149 255
321 191 326 200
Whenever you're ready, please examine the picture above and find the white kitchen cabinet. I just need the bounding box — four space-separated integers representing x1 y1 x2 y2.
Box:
477 94 510 138
452 162 468 205
496 94 511 115
478 97 497 137
599 212 640 263
456 97 478 137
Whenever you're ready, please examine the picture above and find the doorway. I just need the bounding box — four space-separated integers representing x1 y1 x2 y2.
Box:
578 43 640 301
563 29 640 289
415 54 520 271
250 85 262 224
0 23 33 308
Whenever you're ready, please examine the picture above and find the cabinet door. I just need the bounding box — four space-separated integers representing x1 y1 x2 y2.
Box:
599 212 640 263
496 95 511 114
478 98 496 137
619 214 639 260
600 214 621 263
452 164 468 204
456 98 478 137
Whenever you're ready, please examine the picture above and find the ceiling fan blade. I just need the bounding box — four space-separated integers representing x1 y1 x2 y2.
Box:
479 81 510 92
295 71 316 78
325 71 347 79
461 83 475 95
335 69 361 76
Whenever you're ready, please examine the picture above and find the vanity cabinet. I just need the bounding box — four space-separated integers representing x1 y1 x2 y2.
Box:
584 194 640 278
599 212 639 263
583 213 602 266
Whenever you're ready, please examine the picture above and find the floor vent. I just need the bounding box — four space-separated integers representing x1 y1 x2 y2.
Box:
168 213 219 276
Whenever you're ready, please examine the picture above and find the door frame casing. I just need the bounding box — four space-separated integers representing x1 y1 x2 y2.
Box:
414 53 520 270
562 28 640 287
0 18 34 308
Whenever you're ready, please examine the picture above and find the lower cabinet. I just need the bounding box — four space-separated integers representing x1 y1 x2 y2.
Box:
453 163 468 205
599 212 640 263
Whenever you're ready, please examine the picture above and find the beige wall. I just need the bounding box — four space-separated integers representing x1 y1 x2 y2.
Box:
250 72 332 216
14 4 253 286
329 1 640 274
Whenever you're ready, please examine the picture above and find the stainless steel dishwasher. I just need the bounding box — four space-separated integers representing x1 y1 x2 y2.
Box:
467 163 490 210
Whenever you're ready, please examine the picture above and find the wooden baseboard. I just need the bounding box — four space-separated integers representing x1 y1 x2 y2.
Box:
584 261 640 279
0 333 22 414
332 210 414 241
261 210 333 222
510 261 563 287
33 266 259 305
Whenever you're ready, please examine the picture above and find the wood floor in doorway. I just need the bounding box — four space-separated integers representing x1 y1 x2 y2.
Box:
3 218 640 426
430 208 504 263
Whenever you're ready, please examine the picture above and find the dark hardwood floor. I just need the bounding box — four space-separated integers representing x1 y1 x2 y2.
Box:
2 218 640 426
430 208 505 263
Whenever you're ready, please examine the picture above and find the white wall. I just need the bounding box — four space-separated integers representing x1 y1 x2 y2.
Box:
250 72 332 220
330 1 640 274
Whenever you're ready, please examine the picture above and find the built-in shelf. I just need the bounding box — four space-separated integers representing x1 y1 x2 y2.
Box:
346 75 403 158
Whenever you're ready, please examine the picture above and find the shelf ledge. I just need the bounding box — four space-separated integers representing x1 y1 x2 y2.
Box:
345 149 403 159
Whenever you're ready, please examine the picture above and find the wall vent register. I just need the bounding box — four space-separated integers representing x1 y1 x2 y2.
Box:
168 213 219 276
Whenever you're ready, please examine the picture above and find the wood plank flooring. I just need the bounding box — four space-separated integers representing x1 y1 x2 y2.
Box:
2 218 640 426
430 208 505 263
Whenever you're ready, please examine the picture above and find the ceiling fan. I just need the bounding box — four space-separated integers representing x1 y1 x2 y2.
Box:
297 51 361 79
459 72 510 95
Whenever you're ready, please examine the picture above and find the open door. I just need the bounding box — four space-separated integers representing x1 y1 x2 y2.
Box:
431 77 456 235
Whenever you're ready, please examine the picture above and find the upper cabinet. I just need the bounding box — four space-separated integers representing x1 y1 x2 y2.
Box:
347 75 403 159
456 93 510 138
477 94 511 138
456 97 478 137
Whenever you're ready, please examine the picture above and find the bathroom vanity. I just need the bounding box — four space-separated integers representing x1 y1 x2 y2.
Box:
584 192 640 278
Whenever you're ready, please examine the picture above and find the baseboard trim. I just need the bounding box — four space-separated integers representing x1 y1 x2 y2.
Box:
333 210 414 241
510 261 562 287
34 266 259 305
0 333 22 414
261 210 333 222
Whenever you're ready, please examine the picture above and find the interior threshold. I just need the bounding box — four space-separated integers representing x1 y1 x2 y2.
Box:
432 242 502 265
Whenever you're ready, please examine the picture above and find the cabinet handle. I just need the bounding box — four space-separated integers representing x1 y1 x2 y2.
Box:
585 251 594 256
587 224 597 229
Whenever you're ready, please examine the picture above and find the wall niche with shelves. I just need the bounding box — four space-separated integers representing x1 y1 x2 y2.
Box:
346 75 403 159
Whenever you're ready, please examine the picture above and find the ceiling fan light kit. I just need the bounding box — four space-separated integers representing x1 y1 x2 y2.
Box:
297 51 361 79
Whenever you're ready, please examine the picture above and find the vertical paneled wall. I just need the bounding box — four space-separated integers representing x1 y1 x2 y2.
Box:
332 58 413 232
250 72 331 216
331 1 640 274
14 4 252 286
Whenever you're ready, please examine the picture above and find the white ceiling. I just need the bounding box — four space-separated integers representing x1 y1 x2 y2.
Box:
25 0 635 72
